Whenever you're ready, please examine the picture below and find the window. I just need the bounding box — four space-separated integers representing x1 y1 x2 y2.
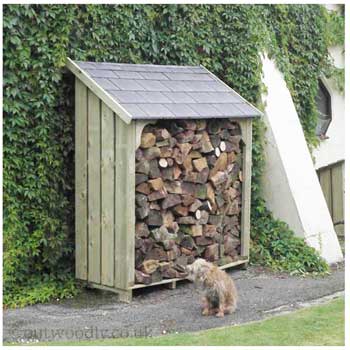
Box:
316 80 332 138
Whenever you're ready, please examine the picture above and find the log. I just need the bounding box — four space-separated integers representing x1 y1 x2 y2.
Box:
151 226 169 242
193 157 208 172
195 236 213 246
146 247 168 262
204 243 219 262
219 141 226 152
167 158 174 167
148 177 164 191
178 120 197 130
159 158 168 168
208 215 222 225
182 194 196 206
196 120 207 130
178 143 192 157
210 135 221 148
141 259 159 274
140 133 156 148
162 211 175 228
183 155 194 173
200 131 214 153
221 129 231 140
144 146 161 160
163 239 176 251
189 199 202 212
168 123 184 135
162 194 182 209
195 184 207 199
203 224 216 237
135 148 143 161
136 182 151 195
173 164 182 179
164 181 182 194
209 152 228 178
215 147 221 157
136 173 148 186
189 150 202 159
176 130 195 143
210 171 228 188
173 147 185 165
197 168 209 184
207 121 221 134
155 128 171 141
162 267 178 279
174 205 189 217
136 193 148 207
149 159 161 179
195 209 201 220
191 225 203 237
161 167 174 180
148 189 167 201
136 205 149 220
149 202 161 210
180 235 196 250
135 270 152 285
224 236 240 255
159 146 172 158
146 210 163 226
198 210 209 225
135 222 150 238
152 270 163 283
136 160 150 175
178 216 196 224
184 172 199 183
181 247 193 256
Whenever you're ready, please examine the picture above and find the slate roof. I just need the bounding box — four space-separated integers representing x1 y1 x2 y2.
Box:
72 60 262 120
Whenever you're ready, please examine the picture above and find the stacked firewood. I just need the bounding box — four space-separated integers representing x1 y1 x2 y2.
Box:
134 119 242 285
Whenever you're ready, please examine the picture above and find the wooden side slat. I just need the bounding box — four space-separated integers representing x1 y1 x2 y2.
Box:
331 163 344 230
101 102 115 286
240 119 252 259
114 118 136 290
87 90 101 284
319 168 332 217
75 78 88 280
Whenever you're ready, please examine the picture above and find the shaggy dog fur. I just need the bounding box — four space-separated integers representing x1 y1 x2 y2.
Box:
186 258 238 317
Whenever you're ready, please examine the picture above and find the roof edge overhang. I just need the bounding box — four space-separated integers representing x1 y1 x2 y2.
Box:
200 65 264 118
66 57 133 124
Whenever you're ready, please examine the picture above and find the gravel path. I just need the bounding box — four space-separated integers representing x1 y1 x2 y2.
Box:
3 265 344 344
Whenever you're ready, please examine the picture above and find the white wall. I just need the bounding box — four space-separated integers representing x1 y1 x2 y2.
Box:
261 54 343 264
313 6 345 169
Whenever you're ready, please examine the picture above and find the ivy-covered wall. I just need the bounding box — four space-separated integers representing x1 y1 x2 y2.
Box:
3 4 342 307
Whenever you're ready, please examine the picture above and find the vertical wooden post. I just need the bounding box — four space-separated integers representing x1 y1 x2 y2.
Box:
87 90 101 284
114 118 135 293
75 78 88 280
101 102 115 286
240 119 253 261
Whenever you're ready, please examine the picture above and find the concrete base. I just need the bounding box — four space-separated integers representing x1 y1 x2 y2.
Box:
260 54 343 264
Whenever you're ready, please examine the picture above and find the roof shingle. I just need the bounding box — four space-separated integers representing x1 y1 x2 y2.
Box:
73 60 262 120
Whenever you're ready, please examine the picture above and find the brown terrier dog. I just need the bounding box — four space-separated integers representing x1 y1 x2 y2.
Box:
186 258 238 317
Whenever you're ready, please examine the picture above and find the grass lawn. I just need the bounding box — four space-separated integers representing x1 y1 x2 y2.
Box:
29 297 344 346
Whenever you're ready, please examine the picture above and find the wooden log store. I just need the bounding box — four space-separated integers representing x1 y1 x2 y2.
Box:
67 58 262 302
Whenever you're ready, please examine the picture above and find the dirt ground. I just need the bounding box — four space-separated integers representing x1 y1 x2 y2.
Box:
3 264 344 344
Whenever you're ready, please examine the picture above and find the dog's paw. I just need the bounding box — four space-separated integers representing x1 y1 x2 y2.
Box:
202 308 209 316
215 311 224 317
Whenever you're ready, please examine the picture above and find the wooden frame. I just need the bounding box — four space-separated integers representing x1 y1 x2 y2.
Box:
75 76 254 302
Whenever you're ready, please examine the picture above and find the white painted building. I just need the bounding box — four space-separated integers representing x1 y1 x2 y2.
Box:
259 5 344 264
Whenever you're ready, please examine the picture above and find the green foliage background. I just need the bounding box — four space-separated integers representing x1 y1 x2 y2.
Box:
3 4 343 307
